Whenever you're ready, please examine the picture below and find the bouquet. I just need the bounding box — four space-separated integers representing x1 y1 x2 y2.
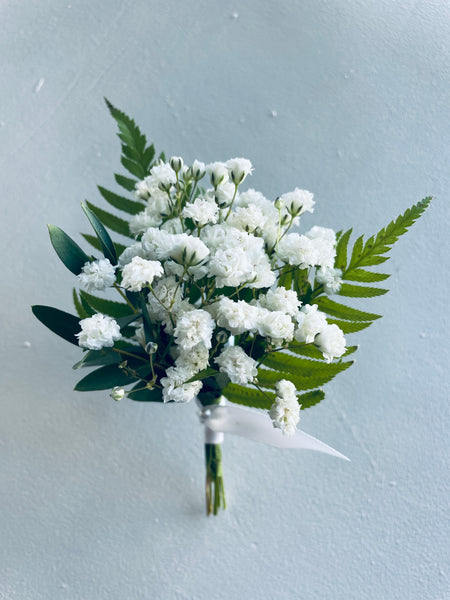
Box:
33 100 430 515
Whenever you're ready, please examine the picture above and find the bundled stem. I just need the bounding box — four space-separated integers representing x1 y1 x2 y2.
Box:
205 443 226 515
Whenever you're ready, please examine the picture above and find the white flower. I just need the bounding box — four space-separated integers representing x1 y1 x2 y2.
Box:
306 226 336 243
129 210 161 235
256 309 295 345
149 162 176 189
121 256 164 292
78 259 116 292
315 324 346 363
174 309 215 351
215 298 260 335
215 346 257 385
294 304 328 344
160 218 184 234
191 159 206 180
170 236 210 266
182 197 219 226
176 343 210 374
118 243 147 267
76 313 121 350
141 228 179 260
258 287 301 316
277 231 335 269
269 379 300 436
228 204 266 233
160 366 203 403
207 161 229 187
226 157 253 185
315 267 343 294
279 188 315 216
214 181 237 207
135 179 151 200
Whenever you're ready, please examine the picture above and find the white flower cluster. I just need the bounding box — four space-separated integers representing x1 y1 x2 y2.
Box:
269 380 300 436
75 156 348 416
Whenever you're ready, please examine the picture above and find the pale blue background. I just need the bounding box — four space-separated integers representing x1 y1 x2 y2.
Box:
1 1 449 599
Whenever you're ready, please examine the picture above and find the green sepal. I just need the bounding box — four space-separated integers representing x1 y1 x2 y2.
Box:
80 290 134 319
85 201 131 238
315 297 381 322
298 389 326 409
97 186 145 216
74 362 150 391
114 173 138 192
32 305 80 346
81 202 117 265
223 383 275 410
127 382 163 402
338 283 388 298
48 225 91 275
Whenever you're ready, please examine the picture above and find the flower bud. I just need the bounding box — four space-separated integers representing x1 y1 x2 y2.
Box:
191 160 206 181
207 162 229 187
225 157 253 186
110 386 125 401
274 197 284 210
169 156 184 173
146 341 158 355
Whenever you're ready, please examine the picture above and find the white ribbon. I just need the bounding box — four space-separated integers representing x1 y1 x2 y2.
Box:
198 402 349 461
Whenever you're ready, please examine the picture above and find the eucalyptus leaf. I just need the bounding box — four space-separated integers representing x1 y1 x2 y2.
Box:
32 305 80 346
81 202 117 265
48 225 91 275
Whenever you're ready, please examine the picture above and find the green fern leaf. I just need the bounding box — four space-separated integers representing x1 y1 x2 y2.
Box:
262 352 354 380
334 228 352 270
257 359 353 391
326 318 371 333
72 289 91 319
223 383 275 410
114 173 138 192
316 297 381 322
97 186 145 216
338 283 388 298
288 344 324 360
298 389 326 409
344 269 390 283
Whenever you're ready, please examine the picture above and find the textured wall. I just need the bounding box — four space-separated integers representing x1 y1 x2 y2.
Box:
1 1 449 598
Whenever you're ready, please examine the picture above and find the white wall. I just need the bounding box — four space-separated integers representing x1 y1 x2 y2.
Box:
1 1 448 598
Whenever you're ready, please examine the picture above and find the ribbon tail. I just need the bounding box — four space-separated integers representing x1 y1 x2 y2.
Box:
204 405 349 461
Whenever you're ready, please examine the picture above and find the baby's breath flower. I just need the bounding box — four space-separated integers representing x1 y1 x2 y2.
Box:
315 324 346 363
269 380 300 436
78 258 116 292
121 256 164 292
207 162 229 187
76 314 121 350
226 157 253 185
215 346 257 385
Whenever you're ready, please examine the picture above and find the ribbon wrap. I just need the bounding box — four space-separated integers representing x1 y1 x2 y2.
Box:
199 401 349 461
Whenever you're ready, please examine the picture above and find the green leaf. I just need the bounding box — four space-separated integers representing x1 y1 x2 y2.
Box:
223 383 275 410
114 173 138 192
97 186 145 216
72 289 91 319
262 352 354 379
85 201 131 237
288 344 325 360
72 349 121 369
32 305 80 346
315 297 381 322
81 202 117 265
299 389 326 409
81 233 127 257
345 197 431 273
343 345 358 356
338 283 388 298
79 291 134 319
139 293 154 346
74 362 150 391
127 382 163 402
343 268 390 283
105 99 156 177
257 359 353 391
326 318 371 334
334 228 352 270
48 225 91 275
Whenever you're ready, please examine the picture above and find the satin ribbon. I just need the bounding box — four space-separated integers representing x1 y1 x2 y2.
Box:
198 401 349 461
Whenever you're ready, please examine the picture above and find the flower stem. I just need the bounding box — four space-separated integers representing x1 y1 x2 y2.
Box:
205 443 226 515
